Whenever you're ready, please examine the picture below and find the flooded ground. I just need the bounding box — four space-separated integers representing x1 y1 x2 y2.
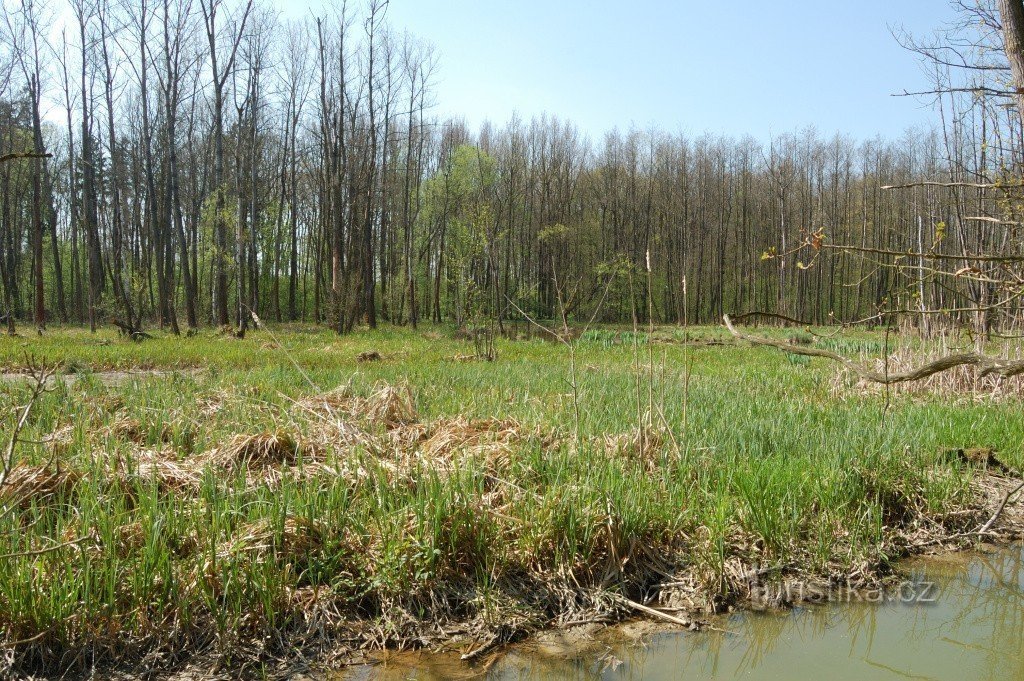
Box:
346 544 1024 680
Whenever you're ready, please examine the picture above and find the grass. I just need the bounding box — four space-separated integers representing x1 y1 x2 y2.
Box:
0 323 1021 676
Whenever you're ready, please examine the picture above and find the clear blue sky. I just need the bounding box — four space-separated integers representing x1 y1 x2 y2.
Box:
283 0 954 141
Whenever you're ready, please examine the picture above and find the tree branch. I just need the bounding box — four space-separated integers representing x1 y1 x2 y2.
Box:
820 243 1024 263
0 152 51 165
723 315 1024 384
881 180 1021 190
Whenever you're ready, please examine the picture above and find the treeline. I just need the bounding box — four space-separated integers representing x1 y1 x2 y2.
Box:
0 0 993 333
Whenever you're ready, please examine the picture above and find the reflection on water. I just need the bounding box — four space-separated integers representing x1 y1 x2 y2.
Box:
345 544 1024 681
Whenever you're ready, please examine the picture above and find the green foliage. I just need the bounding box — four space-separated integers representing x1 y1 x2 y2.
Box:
420 145 499 323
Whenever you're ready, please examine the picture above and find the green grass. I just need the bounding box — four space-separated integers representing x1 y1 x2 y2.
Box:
0 323 1018 675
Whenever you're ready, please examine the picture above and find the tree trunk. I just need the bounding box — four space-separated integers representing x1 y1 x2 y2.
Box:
999 0 1024 125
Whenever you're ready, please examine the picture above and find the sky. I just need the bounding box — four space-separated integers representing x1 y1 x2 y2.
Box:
283 0 952 142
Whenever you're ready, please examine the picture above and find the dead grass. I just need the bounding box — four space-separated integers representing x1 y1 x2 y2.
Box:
363 383 417 428
114 521 147 558
295 383 353 415
217 516 324 563
217 431 299 468
291 385 537 496
105 414 147 444
296 381 416 429
594 426 677 478
120 448 205 495
0 465 80 508
380 417 528 484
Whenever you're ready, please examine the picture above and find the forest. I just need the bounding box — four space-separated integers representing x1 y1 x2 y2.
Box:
0 0 1016 337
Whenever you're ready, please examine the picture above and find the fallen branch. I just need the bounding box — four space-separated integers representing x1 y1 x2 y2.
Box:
110 317 152 342
910 530 996 549
723 314 1024 384
613 594 692 627
729 311 822 327
460 634 500 661
978 480 1024 535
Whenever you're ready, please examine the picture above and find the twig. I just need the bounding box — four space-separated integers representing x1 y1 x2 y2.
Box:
244 307 319 392
0 361 54 495
0 534 93 560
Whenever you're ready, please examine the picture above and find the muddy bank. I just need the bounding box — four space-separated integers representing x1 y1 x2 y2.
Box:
343 542 1024 680
123 474 1024 681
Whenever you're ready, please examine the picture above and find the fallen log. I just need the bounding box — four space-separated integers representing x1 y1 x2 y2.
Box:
723 314 1024 384
110 317 152 342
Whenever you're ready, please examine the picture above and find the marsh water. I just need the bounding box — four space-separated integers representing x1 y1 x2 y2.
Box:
346 544 1024 680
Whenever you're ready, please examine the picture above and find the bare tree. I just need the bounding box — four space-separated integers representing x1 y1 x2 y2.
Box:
200 0 252 327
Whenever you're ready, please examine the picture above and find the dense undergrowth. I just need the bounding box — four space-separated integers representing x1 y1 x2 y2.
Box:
0 324 1020 677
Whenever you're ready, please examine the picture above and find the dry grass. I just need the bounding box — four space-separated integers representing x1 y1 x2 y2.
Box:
120 448 205 494
46 424 77 455
105 414 147 444
218 431 299 468
297 381 416 429
88 382 526 501
412 417 523 458
0 465 80 508
114 521 147 559
363 383 417 428
217 516 324 563
291 385 538 497
595 426 676 477
382 417 528 482
295 383 353 415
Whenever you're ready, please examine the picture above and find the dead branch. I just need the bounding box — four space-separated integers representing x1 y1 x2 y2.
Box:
895 85 1019 98
0 362 55 524
460 634 500 661
613 593 692 627
0 152 52 165
963 215 1024 225
1 362 53 488
881 180 1022 190
819 243 1024 263
729 311 824 327
0 534 92 560
978 480 1024 534
723 315 1024 384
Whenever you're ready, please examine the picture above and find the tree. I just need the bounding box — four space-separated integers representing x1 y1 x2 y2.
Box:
200 0 252 328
